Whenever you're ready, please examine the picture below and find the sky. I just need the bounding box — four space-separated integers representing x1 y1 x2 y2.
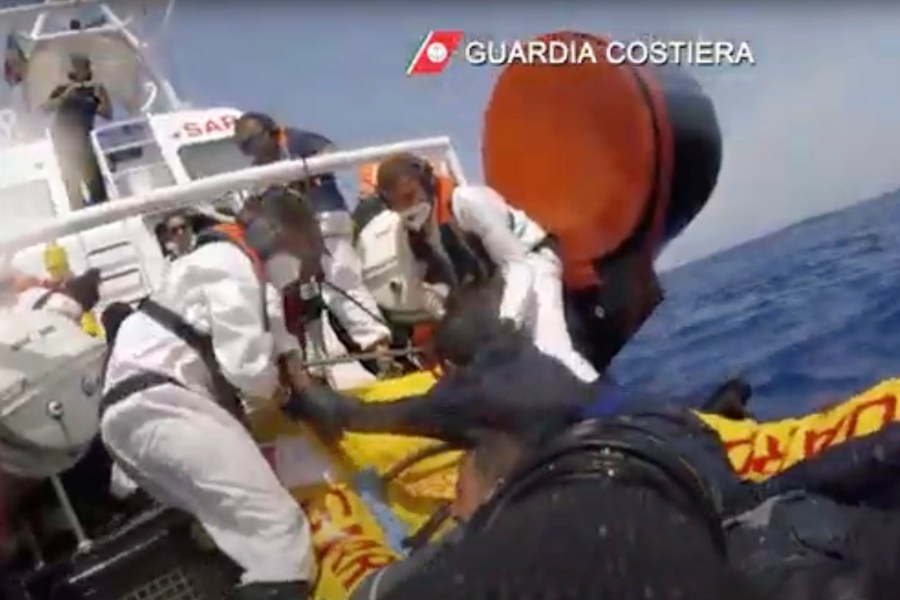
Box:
9 1 900 269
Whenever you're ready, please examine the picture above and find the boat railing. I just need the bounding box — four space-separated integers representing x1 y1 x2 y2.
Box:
0 135 468 255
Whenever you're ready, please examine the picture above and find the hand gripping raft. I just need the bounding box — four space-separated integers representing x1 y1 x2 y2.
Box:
483 31 723 370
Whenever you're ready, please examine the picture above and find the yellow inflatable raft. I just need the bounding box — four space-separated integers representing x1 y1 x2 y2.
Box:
249 372 900 599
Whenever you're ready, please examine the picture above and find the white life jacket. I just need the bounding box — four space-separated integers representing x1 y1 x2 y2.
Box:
354 209 438 323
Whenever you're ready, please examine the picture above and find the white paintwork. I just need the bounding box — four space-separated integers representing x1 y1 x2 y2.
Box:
0 307 104 478
0 1 472 483
0 3 469 310
0 136 463 256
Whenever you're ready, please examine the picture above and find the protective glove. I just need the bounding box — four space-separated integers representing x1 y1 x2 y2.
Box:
282 384 361 443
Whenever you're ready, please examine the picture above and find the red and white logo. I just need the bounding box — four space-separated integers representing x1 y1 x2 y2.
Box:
406 30 464 76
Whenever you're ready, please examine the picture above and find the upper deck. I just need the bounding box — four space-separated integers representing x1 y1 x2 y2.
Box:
0 1 252 301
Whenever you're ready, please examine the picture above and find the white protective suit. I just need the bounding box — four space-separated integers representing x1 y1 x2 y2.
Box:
100 242 316 585
441 185 599 383
317 210 392 350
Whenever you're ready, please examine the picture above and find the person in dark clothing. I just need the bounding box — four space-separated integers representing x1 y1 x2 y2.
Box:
349 330 761 600
233 112 348 218
45 55 111 206
336 279 900 600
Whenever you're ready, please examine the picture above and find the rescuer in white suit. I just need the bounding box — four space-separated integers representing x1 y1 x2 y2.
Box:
99 188 337 600
375 153 599 383
233 112 392 359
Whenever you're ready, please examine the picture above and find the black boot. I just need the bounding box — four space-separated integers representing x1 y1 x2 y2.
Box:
229 581 310 600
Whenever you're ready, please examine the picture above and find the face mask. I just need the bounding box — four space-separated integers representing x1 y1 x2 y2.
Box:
265 253 302 290
399 202 432 231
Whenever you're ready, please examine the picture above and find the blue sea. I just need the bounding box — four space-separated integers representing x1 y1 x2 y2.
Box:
613 190 900 420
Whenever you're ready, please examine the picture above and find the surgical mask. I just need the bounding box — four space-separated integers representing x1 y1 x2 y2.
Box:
265 253 302 290
399 202 432 231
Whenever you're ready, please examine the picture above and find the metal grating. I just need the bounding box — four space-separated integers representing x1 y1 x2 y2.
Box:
22 509 239 600
118 567 206 600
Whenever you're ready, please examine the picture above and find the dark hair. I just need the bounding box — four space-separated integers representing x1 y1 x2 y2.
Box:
235 111 278 134
424 326 593 448
432 278 505 366
63 268 101 311
375 152 431 196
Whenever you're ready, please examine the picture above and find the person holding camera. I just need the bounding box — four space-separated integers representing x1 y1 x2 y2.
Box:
44 54 111 206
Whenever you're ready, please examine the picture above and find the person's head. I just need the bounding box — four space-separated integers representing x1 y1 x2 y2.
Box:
164 212 194 256
234 112 281 163
431 277 505 369
425 317 593 455
357 162 380 200
433 330 595 520
376 152 438 231
68 54 92 83
241 185 323 288
62 268 101 312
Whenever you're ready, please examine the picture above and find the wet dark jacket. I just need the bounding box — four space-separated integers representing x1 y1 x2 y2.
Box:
726 491 900 600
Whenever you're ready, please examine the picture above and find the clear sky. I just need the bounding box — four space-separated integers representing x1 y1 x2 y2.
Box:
13 1 900 268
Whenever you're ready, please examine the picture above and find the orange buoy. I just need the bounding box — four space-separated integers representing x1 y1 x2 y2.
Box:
483 31 721 366
483 31 720 289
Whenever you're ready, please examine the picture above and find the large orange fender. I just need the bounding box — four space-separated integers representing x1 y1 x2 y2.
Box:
483 31 722 291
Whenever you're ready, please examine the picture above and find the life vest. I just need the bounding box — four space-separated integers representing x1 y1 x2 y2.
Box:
197 223 331 354
355 160 488 286
195 223 265 276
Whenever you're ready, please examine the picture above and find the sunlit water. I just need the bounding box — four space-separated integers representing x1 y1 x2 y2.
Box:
614 190 900 419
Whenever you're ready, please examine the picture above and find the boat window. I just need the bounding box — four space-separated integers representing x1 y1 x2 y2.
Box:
178 138 253 180
0 179 57 238
95 121 177 197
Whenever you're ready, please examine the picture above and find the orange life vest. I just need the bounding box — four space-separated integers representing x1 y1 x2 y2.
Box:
205 223 265 275
357 159 456 208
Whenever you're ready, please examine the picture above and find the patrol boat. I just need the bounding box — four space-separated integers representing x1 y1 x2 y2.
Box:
0 0 250 306
0 0 465 352
0 2 468 598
